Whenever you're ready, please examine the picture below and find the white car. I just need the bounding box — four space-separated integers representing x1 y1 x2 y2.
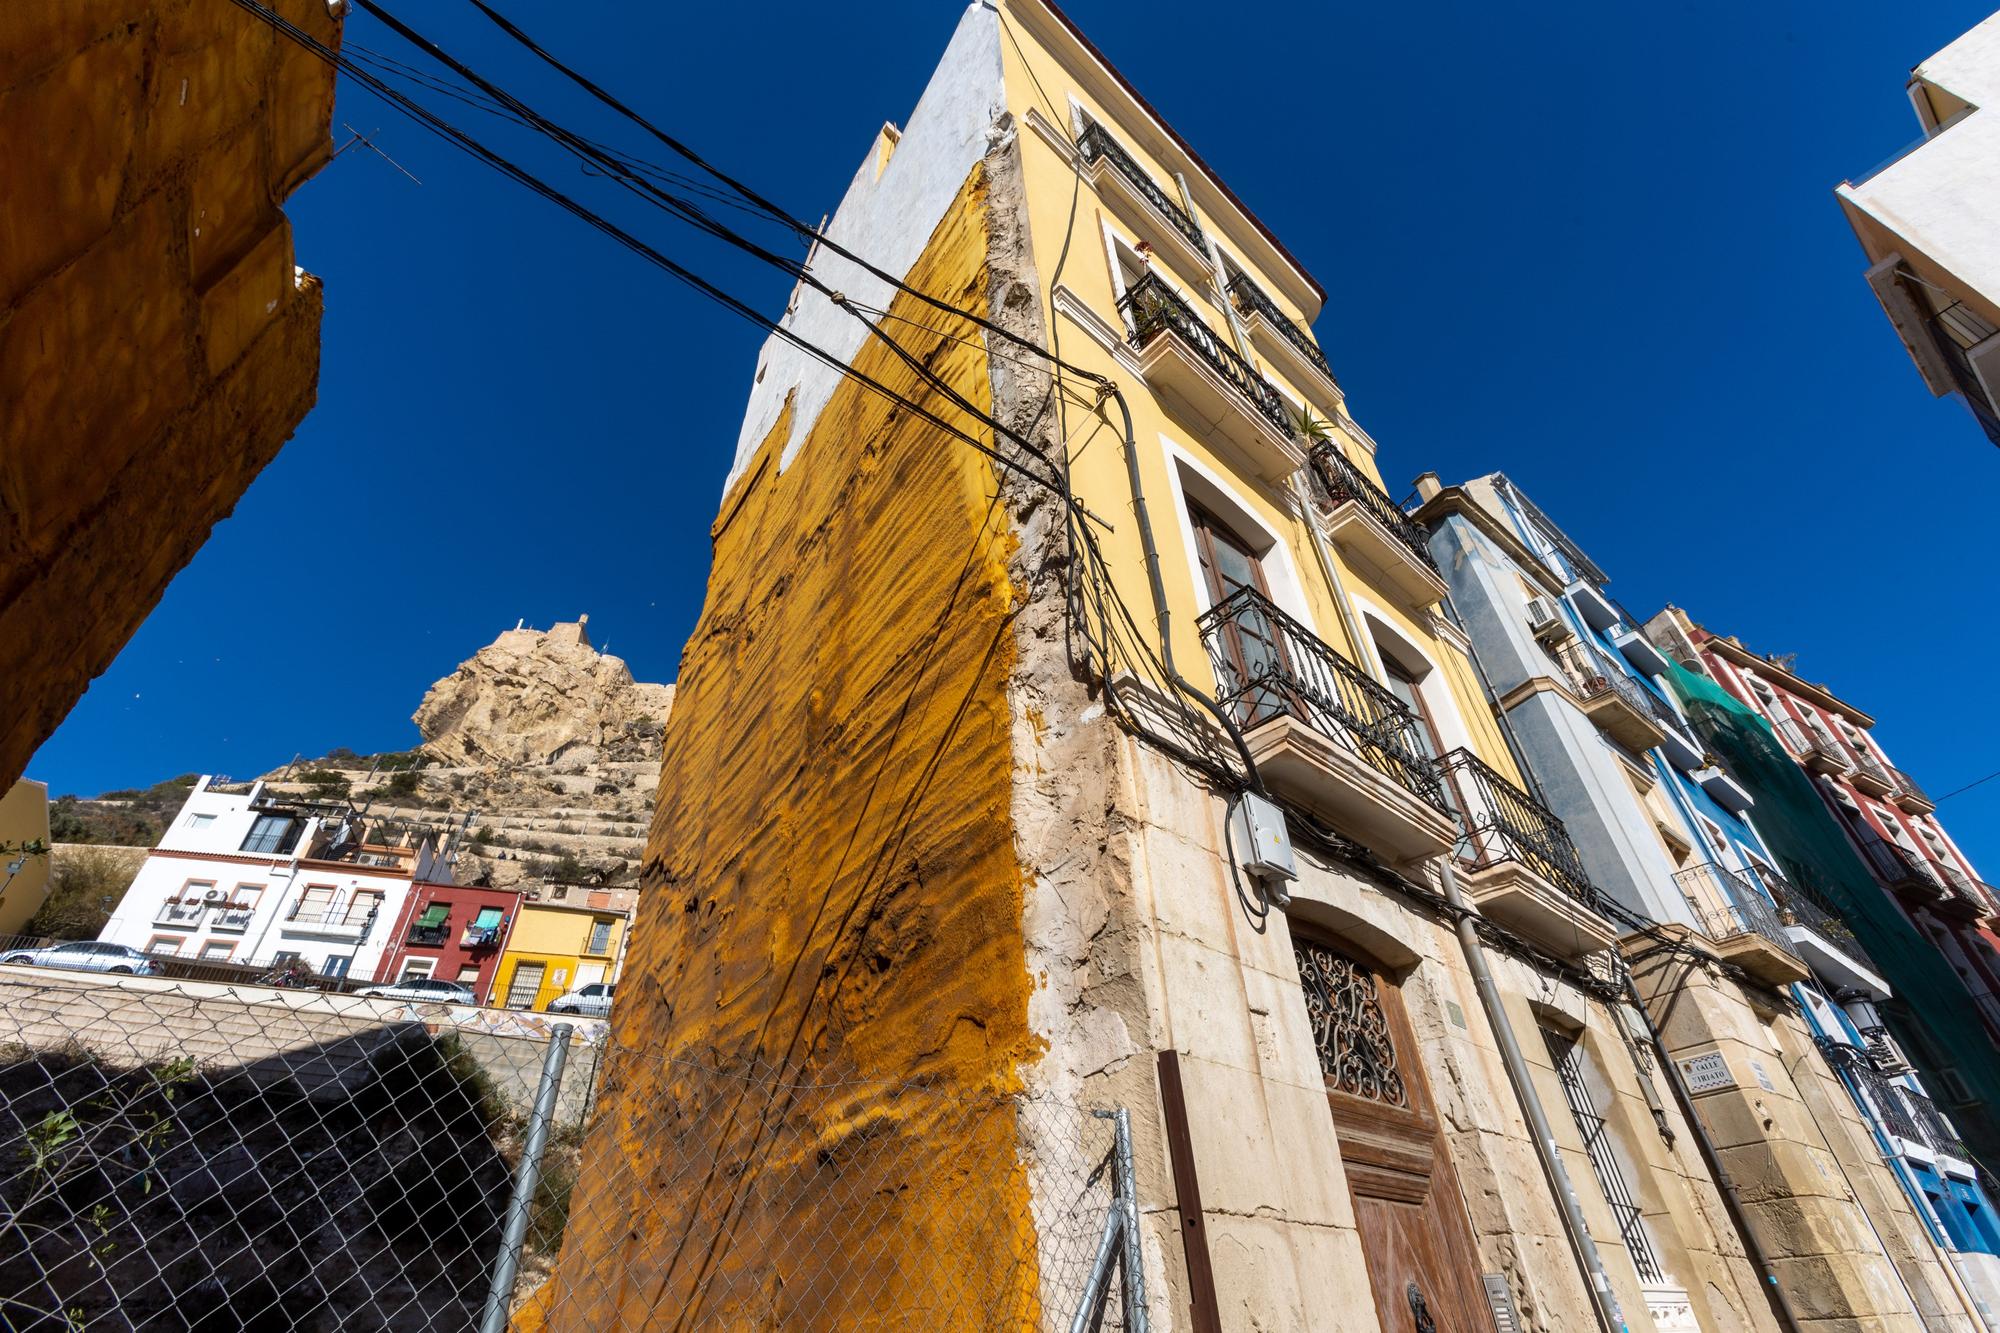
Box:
0 941 161 976
355 977 477 1006
547 982 615 1017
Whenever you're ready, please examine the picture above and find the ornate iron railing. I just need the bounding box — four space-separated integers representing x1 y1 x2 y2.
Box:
1308 443 1439 574
1903 1088 1969 1159
154 900 209 927
1438 749 1598 908
1891 768 1933 807
1855 837 1944 898
1197 586 1447 810
407 924 449 947
1295 939 1407 1107
1674 862 1800 958
1119 272 1293 438
1934 861 1995 915
1760 870 1870 963
1225 272 1338 386
1552 640 1683 736
1850 1061 1927 1144
1076 120 1207 251
1850 747 1897 791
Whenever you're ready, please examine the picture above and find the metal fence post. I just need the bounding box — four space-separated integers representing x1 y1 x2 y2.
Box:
1112 1106 1150 1333
479 1022 574 1333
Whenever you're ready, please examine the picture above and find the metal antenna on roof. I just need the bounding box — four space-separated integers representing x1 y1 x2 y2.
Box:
332 123 422 185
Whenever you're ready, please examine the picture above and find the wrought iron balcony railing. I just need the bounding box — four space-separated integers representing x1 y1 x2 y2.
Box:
1890 768 1935 810
286 904 379 938
1119 272 1293 439
1225 272 1338 387
1855 837 1944 898
211 906 256 932
1760 871 1870 962
1552 640 1685 735
1935 861 1995 915
1308 443 1439 574
407 924 449 947
1850 747 1897 792
1197 586 1447 810
155 900 209 927
1849 1061 1927 1144
1773 716 1851 771
1674 862 1801 959
1902 1088 1969 1159
1438 749 1598 908
1076 121 1207 252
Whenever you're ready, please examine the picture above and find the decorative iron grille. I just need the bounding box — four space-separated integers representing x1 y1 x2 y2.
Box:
1076 119 1206 251
1225 272 1338 386
1773 717 1851 770
1855 837 1945 899
1437 749 1598 908
1902 1088 1969 1159
1307 443 1438 574
1849 1060 1927 1145
1197 586 1447 811
1118 272 1293 438
1549 640 1682 738
1542 1028 1666 1283
1294 941 1406 1107
1673 862 1800 959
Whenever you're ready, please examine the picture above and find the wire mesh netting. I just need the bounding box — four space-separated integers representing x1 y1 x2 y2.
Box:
0 970 1136 1331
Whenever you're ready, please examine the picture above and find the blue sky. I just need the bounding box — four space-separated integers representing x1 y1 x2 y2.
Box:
32 0 2000 868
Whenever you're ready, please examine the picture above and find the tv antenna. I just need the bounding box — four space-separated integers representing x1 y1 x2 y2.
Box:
333 123 421 185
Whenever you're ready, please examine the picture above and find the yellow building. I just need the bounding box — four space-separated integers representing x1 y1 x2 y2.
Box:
0 779 51 937
528 4 1978 1331
491 900 626 1012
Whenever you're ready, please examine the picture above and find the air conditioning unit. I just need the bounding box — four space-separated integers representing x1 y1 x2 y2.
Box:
203 887 228 904
1524 596 1571 642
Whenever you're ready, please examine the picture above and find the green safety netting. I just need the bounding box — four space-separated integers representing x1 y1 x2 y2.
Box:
1661 659 2000 1173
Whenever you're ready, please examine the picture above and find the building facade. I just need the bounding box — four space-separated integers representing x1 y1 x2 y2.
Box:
1647 615 2000 1181
374 881 522 1000
0 2 343 789
526 5 1981 1330
99 777 453 981
1836 12 2000 445
0 778 52 936
490 897 626 1012
1412 473 1984 1330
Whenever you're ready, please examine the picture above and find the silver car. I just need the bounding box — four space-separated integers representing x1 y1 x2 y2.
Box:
548 982 615 1017
355 977 478 1006
0 941 162 976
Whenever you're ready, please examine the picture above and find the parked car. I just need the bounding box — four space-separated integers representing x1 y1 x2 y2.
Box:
0 941 161 976
547 982 615 1017
355 977 477 1006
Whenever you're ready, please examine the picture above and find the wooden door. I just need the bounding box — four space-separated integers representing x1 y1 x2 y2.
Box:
1293 935 1492 1332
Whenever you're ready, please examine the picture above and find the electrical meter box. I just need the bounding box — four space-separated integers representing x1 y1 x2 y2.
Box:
1230 792 1296 885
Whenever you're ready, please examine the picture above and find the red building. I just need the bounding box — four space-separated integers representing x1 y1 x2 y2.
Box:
375 882 522 1003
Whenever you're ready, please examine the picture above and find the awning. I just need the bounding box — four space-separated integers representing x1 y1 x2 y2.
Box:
473 907 503 929
417 905 449 927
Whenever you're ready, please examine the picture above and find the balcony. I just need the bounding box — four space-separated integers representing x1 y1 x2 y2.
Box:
1199 586 1453 862
1438 749 1615 958
1890 769 1936 815
1225 271 1341 403
1563 581 1622 634
210 905 256 933
1923 298 2000 450
1306 444 1446 611
1675 862 1811 986
1609 623 1672 678
1850 1061 1929 1149
1551 641 1668 753
1690 765 1755 814
285 902 378 941
1855 837 1946 903
154 900 209 928
1903 1087 1971 1163
1773 717 1852 776
407 924 449 948
1120 273 1303 483
1764 875 1888 996
461 925 504 949
1934 862 1995 921
1849 748 1897 798
1076 121 1210 275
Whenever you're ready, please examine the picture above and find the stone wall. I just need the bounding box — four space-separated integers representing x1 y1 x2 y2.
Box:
0 0 340 789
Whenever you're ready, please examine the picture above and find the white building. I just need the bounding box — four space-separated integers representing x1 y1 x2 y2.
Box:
99 776 454 981
1837 11 2000 445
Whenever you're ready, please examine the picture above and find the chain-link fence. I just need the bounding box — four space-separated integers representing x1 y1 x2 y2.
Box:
0 969 1143 1330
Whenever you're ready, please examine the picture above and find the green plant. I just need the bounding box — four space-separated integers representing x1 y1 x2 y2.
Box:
25 847 135 939
1289 404 1334 444
384 770 422 799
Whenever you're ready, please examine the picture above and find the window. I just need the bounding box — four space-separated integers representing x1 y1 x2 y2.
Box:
346 891 383 925
187 813 215 830
1379 653 1442 760
294 885 334 920
456 966 482 984
1542 1028 1666 1283
322 956 351 978
505 962 546 1010
198 942 233 962
472 907 504 930
148 938 185 957
587 919 614 955
400 959 435 981
241 815 302 856
1191 505 1290 727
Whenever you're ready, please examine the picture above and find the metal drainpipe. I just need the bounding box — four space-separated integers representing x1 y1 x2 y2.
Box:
1620 969 1806 1333
1175 171 1374 678
1436 855 1630 1333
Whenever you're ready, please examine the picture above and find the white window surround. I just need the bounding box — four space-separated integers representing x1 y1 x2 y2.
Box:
1161 437 1312 629
1347 591 1476 758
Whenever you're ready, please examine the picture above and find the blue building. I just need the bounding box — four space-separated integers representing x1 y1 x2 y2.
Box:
1412 471 1999 1326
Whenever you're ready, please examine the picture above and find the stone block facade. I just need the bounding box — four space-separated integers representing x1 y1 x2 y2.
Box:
0 0 340 788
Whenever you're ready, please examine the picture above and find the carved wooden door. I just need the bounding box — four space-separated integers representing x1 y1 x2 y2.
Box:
1294 935 1492 1332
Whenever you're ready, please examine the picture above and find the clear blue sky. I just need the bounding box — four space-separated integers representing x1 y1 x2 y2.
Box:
32 0 2000 868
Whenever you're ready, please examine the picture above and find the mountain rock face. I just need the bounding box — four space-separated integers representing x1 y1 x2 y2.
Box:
414 617 675 771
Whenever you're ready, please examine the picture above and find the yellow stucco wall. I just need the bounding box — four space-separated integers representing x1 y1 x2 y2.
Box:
0 780 51 936
523 167 1047 1330
493 903 626 1010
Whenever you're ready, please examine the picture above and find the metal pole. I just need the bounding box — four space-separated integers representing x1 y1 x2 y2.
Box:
479 1023 574 1333
1110 1107 1150 1333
